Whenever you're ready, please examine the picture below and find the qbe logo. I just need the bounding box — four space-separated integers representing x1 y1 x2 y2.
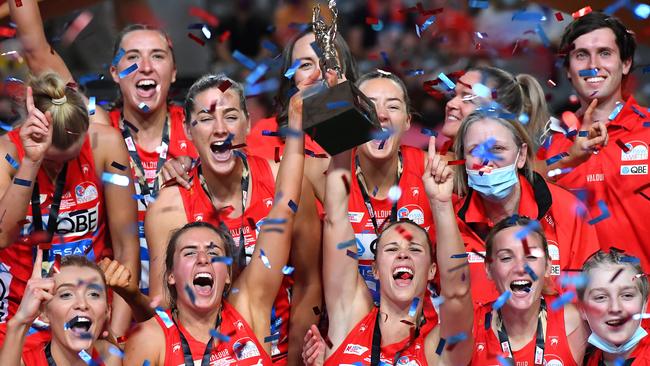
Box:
620 165 648 175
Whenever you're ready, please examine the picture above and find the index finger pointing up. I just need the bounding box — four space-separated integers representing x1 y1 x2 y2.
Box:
428 135 437 160
25 86 34 114
31 248 43 279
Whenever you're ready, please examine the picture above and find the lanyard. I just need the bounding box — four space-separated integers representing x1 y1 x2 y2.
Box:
370 306 423 366
497 298 546 366
174 310 222 366
120 115 170 201
31 163 68 268
198 152 250 268
354 150 403 236
45 343 99 366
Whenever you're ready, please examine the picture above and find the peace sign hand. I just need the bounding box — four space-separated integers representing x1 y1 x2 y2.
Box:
423 135 454 203
20 87 53 164
13 249 55 326
568 99 608 166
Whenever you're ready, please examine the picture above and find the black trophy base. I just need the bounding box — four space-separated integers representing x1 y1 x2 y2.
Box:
302 80 380 156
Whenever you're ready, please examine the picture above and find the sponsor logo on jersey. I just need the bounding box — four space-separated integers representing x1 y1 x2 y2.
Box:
343 344 368 356
621 141 648 161
233 338 261 360
548 243 560 261
398 205 425 225
348 211 365 223
264 197 273 207
75 182 99 204
621 164 648 175
179 141 188 150
0 262 13 322
468 251 486 263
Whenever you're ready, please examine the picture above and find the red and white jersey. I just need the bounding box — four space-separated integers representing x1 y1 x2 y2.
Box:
0 130 109 343
109 104 197 294
348 145 439 331
585 321 650 366
22 344 104 366
179 154 292 364
155 303 273 365
324 307 428 366
472 295 577 366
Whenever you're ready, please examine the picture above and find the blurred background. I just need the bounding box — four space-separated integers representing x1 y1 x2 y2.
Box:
0 0 647 148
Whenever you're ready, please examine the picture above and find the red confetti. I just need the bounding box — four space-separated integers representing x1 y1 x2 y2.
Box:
14 0 22 7
395 225 413 241
219 30 231 43
23 231 52 247
116 335 128 344
561 111 580 130
218 80 232 93
0 27 16 38
521 238 530 255
187 32 205 46
274 147 280 163
616 139 630 153
447 159 466 166
572 6 592 19
365 17 379 25
50 254 62 274
438 140 454 156
189 6 219 27
554 12 564 21
61 11 93 46
400 319 415 326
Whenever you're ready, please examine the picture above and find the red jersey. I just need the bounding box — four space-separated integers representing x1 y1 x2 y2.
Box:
22 344 104 366
538 97 650 272
155 303 272 365
0 131 109 344
109 104 197 294
456 173 600 307
349 145 439 332
324 307 428 366
472 296 577 366
247 116 326 159
179 154 292 364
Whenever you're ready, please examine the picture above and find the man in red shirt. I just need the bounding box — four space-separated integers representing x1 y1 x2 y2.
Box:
540 12 650 271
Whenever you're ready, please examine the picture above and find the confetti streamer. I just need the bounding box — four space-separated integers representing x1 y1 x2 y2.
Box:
572 6 592 19
111 161 127 171
119 63 138 79
346 249 358 259
468 0 489 9
420 128 437 137
448 159 466 166
550 291 575 311
155 307 173 328
259 249 271 269
512 11 545 22
284 60 301 79
435 337 446 355
189 6 219 27
211 256 233 265
326 101 351 109
218 30 231 43
588 200 610 225
5 153 19 169
209 328 231 342
446 332 468 345
336 239 357 250
560 273 589 288
187 32 205 46
437 72 455 90
633 313 650 320
450 253 469 259
408 297 420 317
184 283 196 304
87 96 96 116
514 220 540 240
484 311 492 330
13 178 31 187
112 48 125 66
609 268 624 283
492 291 511 310
232 50 256 70
246 63 269 85
578 68 599 77
62 11 93 45
609 102 624 120
535 24 550 48
108 345 124 358
262 40 278 54
282 265 295 275
288 200 298 213
471 137 502 162
545 152 568 166
524 264 538 282
264 333 280 343
616 139 630 153
244 78 279 96
621 256 641 264
101 172 130 187
555 12 564 21
497 355 513 366
631 106 646 118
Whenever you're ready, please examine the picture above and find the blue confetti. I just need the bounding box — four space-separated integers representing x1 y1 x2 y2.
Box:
472 83 491 98
245 78 279 96
143 361 151 366
78 350 97 365
545 152 568 166
550 291 575 311
184 283 196 304
371 20 384 32
644 122 650 128
587 200 610 225
634 3 650 19
346 249 359 259
615 357 625 366
518 113 529 125
5 153 18 169
451 253 469 258
420 16 436 32
371 128 394 141
565 129 578 138
262 40 279 54
309 41 323 58
560 273 589 289
447 332 468 345
471 137 502 162
435 338 446 355
492 291 511 310
246 63 269 85
336 239 357 250
156 308 172 327
108 345 124 358
78 73 104 86
621 256 641 264
88 96 96 116
578 130 589 137
406 69 425 76
209 328 231 342
408 297 420 317
578 68 599 77
278 126 303 138
512 11 545 22
284 60 301 79
232 50 257 70
211 256 233 265
282 265 295 275
514 220 541 240
631 106 646 118
432 295 445 307
111 48 125 66
604 0 628 15
643 66 650 74
437 72 455 90
469 0 489 9
0 121 13 132
524 264 539 281
535 24 550 47
13 178 32 187
496 355 512 366
118 63 138 79
326 101 351 109
264 333 280 343
288 200 298 213
259 249 271 269
101 172 130 186
609 102 624 121
420 128 438 137
380 51 390 66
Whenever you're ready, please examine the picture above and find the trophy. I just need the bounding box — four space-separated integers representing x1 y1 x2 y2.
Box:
302 1 381 156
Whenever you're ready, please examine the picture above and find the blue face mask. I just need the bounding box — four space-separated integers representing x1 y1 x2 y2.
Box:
588 326 648 354
466 152 520 200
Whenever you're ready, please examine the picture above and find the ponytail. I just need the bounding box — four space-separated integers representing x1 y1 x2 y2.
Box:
516 74 550 150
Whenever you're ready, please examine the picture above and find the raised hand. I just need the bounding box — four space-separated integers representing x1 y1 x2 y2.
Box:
13 249 54 326
423 135 454 203
301 324 325 366
99 258 137 298
568 99 608 166
288 66 322 131
158 156 192 190
20 87 53 163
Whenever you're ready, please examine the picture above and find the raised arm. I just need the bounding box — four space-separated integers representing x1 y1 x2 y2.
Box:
9 0 73 82
0 88 51 248
422 136 473 366
91 123 139 337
